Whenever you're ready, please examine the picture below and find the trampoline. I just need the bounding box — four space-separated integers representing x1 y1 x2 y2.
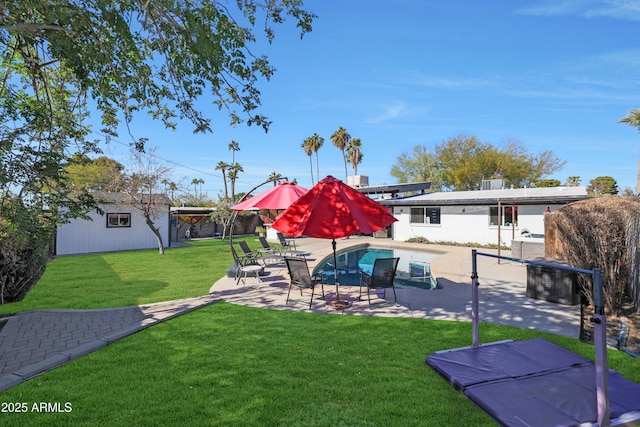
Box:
426 251 640 427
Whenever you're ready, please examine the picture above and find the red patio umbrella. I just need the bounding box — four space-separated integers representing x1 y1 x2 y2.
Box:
271 175 397 307
231 182 308 211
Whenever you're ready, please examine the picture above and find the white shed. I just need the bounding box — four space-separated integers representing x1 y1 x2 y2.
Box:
382 186 588 247
56 193 171 255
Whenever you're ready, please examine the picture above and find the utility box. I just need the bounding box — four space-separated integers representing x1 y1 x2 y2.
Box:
526 258 579 305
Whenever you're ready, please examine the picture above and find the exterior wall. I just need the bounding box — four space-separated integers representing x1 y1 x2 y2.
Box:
56 208 170 255
391 204 561 247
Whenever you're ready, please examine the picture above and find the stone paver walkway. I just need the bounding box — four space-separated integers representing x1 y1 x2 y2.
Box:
0 295 219 392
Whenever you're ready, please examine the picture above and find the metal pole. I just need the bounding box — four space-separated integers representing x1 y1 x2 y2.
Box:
228 176 287 246
593 268 610 427
497 201 501 264
471 249 480 348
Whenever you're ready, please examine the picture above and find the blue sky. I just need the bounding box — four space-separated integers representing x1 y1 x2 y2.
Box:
99 0 640 197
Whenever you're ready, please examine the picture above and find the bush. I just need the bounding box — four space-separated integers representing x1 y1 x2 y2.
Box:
0 198 54 304
545 197 640 315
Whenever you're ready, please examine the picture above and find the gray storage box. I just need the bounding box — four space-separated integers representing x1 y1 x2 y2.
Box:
526 258 578 305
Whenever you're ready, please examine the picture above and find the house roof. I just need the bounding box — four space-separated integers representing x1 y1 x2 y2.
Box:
380 186 589 207
93 192 172 206
355 181 432 196
170 207 216 216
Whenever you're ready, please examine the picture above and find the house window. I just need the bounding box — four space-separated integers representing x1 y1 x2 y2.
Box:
410 208 425 223
107 213 131 228
409 207 441 224
489 205 518 227
427 207 441 224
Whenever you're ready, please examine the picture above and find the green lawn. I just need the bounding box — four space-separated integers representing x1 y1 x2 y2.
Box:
1 239 638 426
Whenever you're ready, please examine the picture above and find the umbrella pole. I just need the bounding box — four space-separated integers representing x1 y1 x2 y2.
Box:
332 239 340 302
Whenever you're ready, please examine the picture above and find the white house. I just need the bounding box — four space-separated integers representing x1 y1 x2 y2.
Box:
381 186 588 247
56 193 171 255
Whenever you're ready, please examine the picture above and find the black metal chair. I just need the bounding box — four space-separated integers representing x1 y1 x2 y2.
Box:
238 240 262 263
229 245 263 286
284 257 325 309
359 257 399 306
258 236 281 255
277 232 297 251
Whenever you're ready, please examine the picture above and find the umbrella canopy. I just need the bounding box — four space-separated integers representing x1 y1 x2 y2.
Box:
271 176 397 238
231 182 308 211
272 176 397 308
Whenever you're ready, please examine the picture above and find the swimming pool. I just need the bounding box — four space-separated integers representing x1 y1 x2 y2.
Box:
313 246 442 290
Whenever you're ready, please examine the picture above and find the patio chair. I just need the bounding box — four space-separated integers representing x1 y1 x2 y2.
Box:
284 257 325 309
238 240 262 264
258 236 281 255
359 257 399 306
256 236 285 265
229 245 263 286
277 232 297 251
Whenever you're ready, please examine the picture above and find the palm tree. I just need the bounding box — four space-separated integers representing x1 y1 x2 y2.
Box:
190 178 200 197
197 178 205 197
228 140 240 164
346 137 363 176
565 176 581 187
215 161 230 201
619 109 640 128
267 171 283 186
228 162 244 202
301 137 315 185
168 181 177 202
308 133 324 184
331 126 351 181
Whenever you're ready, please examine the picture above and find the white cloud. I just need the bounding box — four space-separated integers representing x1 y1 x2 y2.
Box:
402 72 491 89
518 0 640 22
365 102 409 124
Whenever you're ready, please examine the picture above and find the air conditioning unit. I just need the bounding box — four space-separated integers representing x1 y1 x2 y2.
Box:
482 179 505 190
347 175 369 188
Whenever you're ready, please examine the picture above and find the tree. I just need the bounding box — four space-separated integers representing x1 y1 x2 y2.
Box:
301 137 315 185
619 108 640 130
215 161 230 202
331 126 351 181
267 171 283 186
65 155 125 193
228 140 240 164
0 0 314 302
534 179 561 188
308 133 324 183
565 176 582 187
588 176 619 197
434 134 565 191
390 145 444 190
168 181 178 203
228 163 244 202
346 137 363 176
115 148 172 254
191 178 204 197
434 135 490 191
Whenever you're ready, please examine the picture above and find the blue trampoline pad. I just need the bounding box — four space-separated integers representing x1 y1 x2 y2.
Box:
426 338 640 427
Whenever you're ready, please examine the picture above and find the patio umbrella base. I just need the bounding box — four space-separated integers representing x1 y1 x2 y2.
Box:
327 299 350 310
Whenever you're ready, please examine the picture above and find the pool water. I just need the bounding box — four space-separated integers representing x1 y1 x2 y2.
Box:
314 247 441 290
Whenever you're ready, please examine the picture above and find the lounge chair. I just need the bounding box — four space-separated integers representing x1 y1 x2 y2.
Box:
229 245 263 286
238 241 262 263
277 232 297 251
256 236 286 265
258 236 281 255
359 257 399 306
284 257 325 309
